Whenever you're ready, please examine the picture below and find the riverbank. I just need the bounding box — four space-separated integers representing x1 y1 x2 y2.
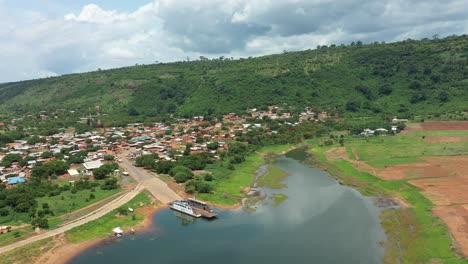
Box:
308 143 466 264
47 203 163 264
0 190 161 264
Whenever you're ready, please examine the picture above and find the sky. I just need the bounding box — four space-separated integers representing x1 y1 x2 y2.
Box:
1 0 468 83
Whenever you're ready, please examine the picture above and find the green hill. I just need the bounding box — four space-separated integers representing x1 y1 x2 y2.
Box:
0 35 467 122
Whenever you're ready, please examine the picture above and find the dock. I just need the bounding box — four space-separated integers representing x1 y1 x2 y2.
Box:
186 198 218 219
192 207 217 219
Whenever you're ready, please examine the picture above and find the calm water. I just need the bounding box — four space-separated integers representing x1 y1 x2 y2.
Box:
70 151 385 264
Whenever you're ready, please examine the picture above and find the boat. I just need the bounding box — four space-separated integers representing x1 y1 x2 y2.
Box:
113 227 124 238
170 201 201 218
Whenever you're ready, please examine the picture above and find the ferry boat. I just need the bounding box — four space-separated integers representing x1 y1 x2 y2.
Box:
170 201 201 218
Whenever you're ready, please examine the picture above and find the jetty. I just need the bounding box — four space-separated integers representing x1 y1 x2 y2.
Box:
186 198 217 219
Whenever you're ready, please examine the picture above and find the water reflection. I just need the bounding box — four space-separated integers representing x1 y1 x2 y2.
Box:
70 151 385 264
172 210 197 226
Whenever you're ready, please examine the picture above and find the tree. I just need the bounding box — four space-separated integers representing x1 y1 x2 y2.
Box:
101 177 118 190
93 163 118 180
104 155 115 161
0 208 9 216
32 160 69 179
207 142 219 150
0 153 22 167
346 100 360 112
40 151 53 159
31 217 49 229
135 155 157 169
155 160 174 174
439 91 449 102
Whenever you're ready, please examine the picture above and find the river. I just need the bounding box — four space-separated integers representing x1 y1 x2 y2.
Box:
69 150 386 264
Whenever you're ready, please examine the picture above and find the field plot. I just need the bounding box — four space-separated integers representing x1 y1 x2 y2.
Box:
433 205 468 256
342 123 468 258
421 121 468 131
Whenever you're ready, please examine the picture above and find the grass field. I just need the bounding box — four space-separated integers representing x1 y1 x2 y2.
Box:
65 191 153 243
0 238 53 264
270 194 288 206
311 135 466 263
37 188 121 217
257 164 289 189
346 131 468 168
198 144 295 205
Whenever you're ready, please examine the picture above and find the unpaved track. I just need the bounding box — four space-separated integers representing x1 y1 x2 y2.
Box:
117 154 181 204
0 152 181 255
0 183 143 255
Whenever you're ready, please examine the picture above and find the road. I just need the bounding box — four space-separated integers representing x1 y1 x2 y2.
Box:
0 151 181 255
0 183 143 255
117 154 181 204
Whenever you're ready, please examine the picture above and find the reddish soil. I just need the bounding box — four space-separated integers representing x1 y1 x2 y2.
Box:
421 121 468 131
401 123 423 134
433 205 468 256
325 147 377 175
36 205 164 264
331 145 468 257
409 177 468 206
378 162 451 180
425 136 468 143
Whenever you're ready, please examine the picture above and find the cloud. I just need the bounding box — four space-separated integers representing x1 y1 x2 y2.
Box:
0 0 467 82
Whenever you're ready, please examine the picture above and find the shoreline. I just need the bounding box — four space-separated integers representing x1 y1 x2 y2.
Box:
37 204 166 264
306 146 467 262
33 145 404 263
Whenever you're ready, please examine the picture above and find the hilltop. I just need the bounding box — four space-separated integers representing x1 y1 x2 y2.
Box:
0 35 467 122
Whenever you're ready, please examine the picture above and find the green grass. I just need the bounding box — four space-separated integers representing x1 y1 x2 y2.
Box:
0 238 53 264
0 210 30 226
37 188 121 217
346 131 468 168
310 145 466 263
0 227 35 247
345 146 356 160
198 154 264 205
199 144 294 205
257 165 289 189
270 194 288 206
65 191 152 243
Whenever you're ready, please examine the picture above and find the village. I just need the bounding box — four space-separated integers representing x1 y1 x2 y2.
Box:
0 106 331 187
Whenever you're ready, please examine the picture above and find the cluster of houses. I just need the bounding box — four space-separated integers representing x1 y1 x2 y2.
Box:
0 105 332 186
0 131 116 186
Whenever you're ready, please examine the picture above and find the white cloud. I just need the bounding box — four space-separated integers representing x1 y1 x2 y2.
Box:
0 0 468 83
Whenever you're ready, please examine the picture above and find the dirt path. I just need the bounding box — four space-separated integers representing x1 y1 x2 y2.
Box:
0 151 182 256
117 153 181 204
325 147 378 175
0 183 143 255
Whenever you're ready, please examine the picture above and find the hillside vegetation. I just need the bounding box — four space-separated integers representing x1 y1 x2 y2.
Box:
0 35 467 121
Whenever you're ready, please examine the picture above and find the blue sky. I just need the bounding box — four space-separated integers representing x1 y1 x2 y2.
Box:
1 0 468 82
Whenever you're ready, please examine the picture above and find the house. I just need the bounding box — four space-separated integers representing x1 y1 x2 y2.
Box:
67 169 80 176
83 160 103 170
392 116 409 123
360 129 375 136
375 128 388 134
7 177 26 185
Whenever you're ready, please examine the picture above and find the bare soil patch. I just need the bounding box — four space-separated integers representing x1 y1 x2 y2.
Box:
421 121 468 131
378 163 451 180
401 123 423 134
325 147 377 175
35 205 163 264
433 205 468 256
425 136 468 143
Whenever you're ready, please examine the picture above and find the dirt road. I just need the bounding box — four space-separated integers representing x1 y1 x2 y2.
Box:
118 154 181 204
0 183 143 255
0 152 181 255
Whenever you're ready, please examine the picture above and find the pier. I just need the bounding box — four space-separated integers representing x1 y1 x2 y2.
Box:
186 198 218 219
